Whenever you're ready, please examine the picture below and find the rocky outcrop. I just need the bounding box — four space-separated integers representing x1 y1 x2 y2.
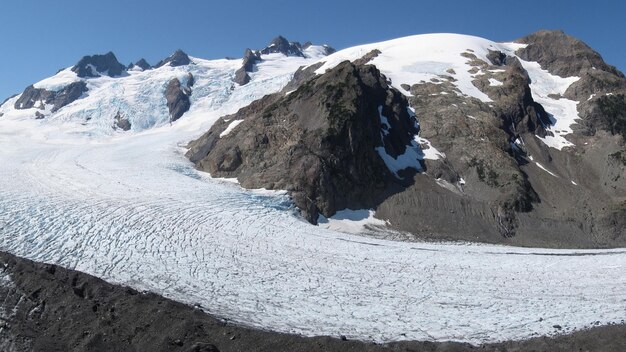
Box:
128 58 151 71
281 63 324 93
155 50 191 68
165 73 193 122
514 32 626 237
486 49 507 66
381 53 549 240
135 58 151 70
516 31 626 144
113 111 131 131
233 49 261 86
14 81 88 113
517 30 624 78
188 61 421 222
260 36 305 57
72 52 126 78
233 36 335 86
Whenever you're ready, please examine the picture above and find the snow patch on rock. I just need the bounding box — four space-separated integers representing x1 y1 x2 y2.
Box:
318 209 388 234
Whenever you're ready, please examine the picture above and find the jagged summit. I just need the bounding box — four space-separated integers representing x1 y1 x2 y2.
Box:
261 35 305 57
128 58 151 71
71 52 126 78
233 36 335 86
154 49 191 68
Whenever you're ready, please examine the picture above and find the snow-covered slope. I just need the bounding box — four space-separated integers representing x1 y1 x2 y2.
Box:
0 44 330 137
0 34 585 151
310 34 584 151
315 33 502 102
0 33 624 344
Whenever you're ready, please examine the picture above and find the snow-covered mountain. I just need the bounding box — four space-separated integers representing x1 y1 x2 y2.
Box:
0 31 625 344
187 31 626 247
1 30 624 245
0 36 333 135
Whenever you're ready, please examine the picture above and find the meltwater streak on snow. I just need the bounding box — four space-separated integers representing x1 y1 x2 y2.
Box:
0 34 624 344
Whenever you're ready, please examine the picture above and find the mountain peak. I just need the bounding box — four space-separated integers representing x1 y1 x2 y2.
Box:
517 29 624 78
155 49 191 68
134 58 151 70
261 35 304 57
71 52 126 78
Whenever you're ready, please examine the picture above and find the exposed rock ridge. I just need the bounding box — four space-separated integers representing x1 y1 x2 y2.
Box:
155 49 192 68
233 36 335 86
515 30 626 139
165 73 194 122
517 30 624 78
188 61 421 222
260 36 305 57
14 82 88 114
72 52 126 78
234 49 261 86
128 58 151 71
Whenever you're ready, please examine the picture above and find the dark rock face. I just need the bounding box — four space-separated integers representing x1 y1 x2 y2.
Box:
515 31 626 239
517 30 624 78
134 58 151 70
114 111 131 131
486 50 507 66
260 36 305 57
586 94 626 139
72 52 126 78
14 82 88 113
155 50 191 68
234 49 261 86
188 61 420 222
281 62 324 93
129 58 151 71
165 74 193 122
379 53 548 240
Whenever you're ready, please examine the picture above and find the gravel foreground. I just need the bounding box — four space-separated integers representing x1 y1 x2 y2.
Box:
0 251 624 352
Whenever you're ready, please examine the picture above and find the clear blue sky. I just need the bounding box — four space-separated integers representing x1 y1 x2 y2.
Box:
1 0 624 100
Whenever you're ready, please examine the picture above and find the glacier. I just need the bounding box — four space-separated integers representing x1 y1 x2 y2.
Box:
0 34 624 344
